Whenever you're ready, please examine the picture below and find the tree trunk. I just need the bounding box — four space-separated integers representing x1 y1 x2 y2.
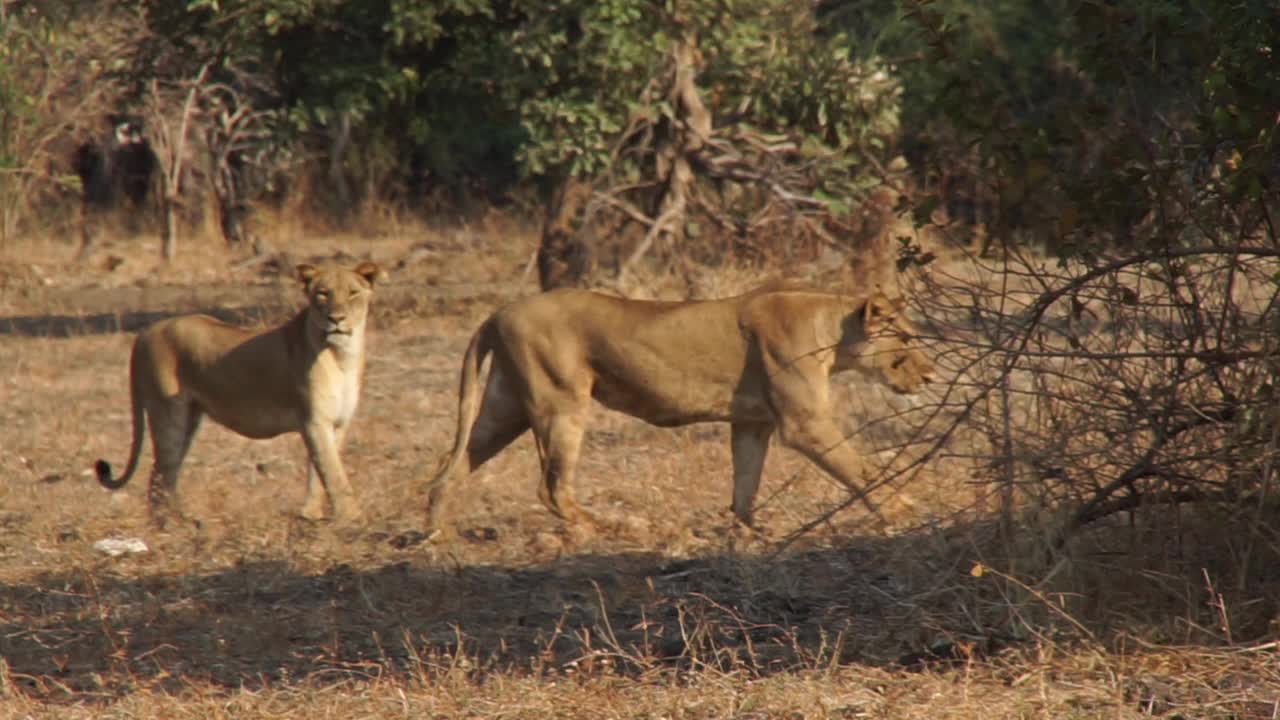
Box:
616 35 711 284
536 177 594 290
147 64 208 262
329 112 353 223
161 188 178 261
76 203 98 262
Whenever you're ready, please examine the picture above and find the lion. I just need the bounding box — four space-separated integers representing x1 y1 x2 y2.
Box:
95 261 385 525
425 284 935 537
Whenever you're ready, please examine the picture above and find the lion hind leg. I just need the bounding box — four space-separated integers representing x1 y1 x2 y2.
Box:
147 401 202 525
425 371 530 535
465 375 531 470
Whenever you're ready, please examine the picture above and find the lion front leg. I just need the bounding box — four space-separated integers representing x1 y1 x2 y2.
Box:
300 421 350 521
776 414 884 523
300 463 326 521
532 413 596 530
301 422 362 523
763 354 886 525
729 422 773 528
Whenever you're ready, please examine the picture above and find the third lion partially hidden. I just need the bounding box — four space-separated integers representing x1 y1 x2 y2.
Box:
426 284 935 538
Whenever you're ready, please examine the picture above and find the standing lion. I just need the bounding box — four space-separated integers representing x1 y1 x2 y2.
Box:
426 284 935 538
95 262 384 525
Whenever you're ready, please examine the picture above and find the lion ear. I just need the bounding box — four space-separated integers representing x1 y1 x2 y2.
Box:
354 261 386 286
863 293 894 322
869 284 907 309
296 264 319 287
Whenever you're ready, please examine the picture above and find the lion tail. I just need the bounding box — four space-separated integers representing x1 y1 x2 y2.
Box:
433 318 495 483
95 345 147 490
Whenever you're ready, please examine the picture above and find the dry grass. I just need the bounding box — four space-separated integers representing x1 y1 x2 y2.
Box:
2 220 1278 718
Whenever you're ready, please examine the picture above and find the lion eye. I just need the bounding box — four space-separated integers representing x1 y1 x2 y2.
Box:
892 356 907 369
349 289 361 299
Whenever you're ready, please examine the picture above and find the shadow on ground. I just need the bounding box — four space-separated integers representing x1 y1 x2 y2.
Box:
0 281 515 338
0 307 270 338
0 527 982 701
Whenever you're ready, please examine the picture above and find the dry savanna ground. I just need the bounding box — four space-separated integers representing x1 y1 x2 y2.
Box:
1 221 1278 719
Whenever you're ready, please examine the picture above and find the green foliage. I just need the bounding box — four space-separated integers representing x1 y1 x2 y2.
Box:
6 0 1272 237
0 3 128 241
0 30 31 173
510 0 658 178
133 0 905 212
828 0 1280 255
0 10 78 168
699 2 901 147
1194 2 1280 207
132 0 524 200
511 0 903 215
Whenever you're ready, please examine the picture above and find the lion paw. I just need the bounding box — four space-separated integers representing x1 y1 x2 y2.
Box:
298 506 328 523
331 504 364 525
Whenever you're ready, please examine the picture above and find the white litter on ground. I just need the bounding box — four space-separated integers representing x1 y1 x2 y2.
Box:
92 537 149 557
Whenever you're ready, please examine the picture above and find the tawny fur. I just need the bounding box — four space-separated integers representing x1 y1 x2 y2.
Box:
96 262 384 524
426 284 935 536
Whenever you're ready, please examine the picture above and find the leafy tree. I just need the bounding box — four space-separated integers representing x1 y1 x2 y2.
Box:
139 0 524 216
873 0 1280 587
0 3 133 244
511 0 905 287
43 0 902 265
845 0 1280 256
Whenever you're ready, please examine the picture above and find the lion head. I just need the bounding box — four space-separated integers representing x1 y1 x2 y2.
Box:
847 293 934 395
296 262 384 349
